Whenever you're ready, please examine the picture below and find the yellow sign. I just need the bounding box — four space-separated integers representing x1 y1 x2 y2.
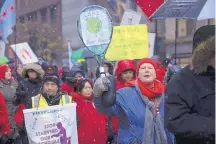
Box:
105 25 149 61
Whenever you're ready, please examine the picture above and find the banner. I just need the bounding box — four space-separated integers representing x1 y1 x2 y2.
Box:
23 103 78 144
10 42 38 64
105 25 149 61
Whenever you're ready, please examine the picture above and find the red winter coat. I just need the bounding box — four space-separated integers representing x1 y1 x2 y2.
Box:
0 92 10 135
72 92 107 144
61 82 74 95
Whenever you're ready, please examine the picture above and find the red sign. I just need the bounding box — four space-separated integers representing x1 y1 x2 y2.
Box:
134 0 165 18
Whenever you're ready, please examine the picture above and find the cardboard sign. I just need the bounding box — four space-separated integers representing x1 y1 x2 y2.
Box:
105 25 149 61
10 42 38 64
23 103 78 144
78 5 113 47
121 9 142 25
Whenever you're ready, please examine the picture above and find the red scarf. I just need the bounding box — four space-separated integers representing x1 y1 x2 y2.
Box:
137 78 165 98
71 92 93 102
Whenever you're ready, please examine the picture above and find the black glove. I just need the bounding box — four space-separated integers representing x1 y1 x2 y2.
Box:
93 75 116 107
101 76 116 107
0 135 8 144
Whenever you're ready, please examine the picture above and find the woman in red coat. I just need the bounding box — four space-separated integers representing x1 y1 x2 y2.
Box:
0 92 10 142
72 79 107 144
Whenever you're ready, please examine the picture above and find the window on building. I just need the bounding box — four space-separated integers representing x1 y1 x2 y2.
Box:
32 12 37 22
19 16 25 24
177 19 187 37
156 20 165 37
25 0 29 5
40 9 47 22
186 19 196 36
50 5 57 24
178 57 191 67
28 14 32 22
20 0 25 7
210 18 216 24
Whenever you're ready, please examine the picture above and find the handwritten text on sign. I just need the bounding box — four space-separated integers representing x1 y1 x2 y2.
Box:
105 25 149 61
23 103 78 144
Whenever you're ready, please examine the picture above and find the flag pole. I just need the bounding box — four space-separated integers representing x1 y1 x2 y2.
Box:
14 0 18 67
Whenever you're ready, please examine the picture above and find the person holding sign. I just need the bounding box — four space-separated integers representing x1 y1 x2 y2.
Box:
93 58 174 144
24 73 75 144
27 73 72 109
72 78 108 144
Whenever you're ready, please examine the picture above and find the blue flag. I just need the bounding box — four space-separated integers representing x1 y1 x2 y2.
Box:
0 0 16 44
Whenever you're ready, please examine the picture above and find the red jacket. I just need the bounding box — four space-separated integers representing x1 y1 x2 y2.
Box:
61 82 74 95
72 92 107 144
0 92 10 135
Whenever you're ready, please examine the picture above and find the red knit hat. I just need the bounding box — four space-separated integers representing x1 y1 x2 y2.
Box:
137 58 157 76
0 64 9 79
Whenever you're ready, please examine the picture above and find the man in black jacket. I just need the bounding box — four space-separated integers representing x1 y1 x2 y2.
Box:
165 25 215 144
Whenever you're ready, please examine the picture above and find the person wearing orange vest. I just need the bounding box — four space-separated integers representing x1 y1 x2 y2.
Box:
28 73 72 109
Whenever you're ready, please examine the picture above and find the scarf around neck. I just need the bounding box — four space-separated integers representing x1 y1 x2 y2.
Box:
137 78 165 98
72 92 93 102
135 80 171 144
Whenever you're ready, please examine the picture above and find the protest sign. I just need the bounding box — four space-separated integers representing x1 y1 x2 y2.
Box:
78 5 113 48
23 103 78 144
105 25 149 61
121 9 142 25
148 33 156 57
10 42 38 64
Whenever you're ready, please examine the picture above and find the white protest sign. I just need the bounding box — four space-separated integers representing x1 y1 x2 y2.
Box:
121 9 142 25
77 5 113 47
148 33 156 57
23 103 78 144
10 42 38 64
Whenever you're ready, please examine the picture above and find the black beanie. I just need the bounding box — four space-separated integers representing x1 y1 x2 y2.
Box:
193 25 215 52
43 74 60 87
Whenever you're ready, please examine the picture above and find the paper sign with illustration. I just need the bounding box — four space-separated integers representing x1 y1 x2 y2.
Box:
105 25 149 61
121 9 142 25
23 103 78 144
10 42 38 64
77 5 113 56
